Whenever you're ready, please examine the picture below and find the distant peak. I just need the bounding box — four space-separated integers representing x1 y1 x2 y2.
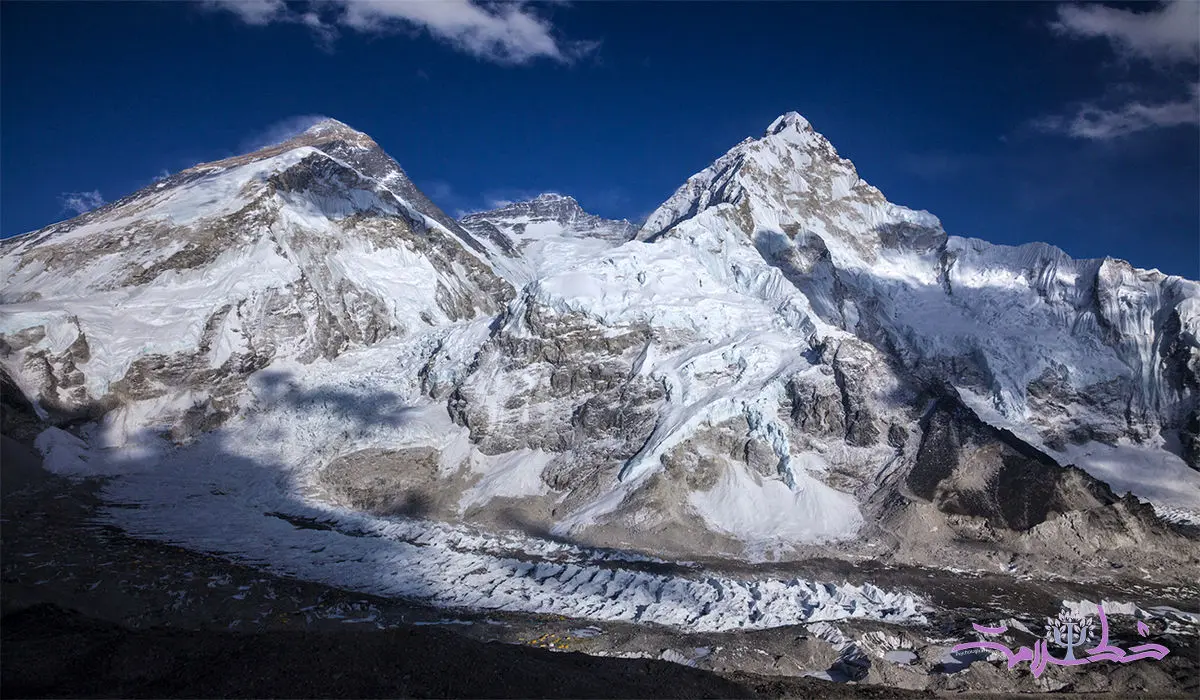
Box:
464 193 580 217
492 193 583 212
532 192 576 203
464 192 623 224
765 111 813 136
460 191 636 243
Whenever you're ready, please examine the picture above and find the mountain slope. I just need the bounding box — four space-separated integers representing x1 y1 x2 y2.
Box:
0 119 512 442
637 111 1200 493
1 114 1197 598
440 112 1200 571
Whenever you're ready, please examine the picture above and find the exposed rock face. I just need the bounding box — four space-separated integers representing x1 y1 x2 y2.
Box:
883 389 1191 579
907 393 1117 531
1 113 1198 580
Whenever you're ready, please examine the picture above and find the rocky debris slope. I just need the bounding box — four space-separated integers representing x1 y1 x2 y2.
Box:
1 114 1197 593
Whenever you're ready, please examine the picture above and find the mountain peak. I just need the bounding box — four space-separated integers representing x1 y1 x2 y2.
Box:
284 117 378 151
532 192 577 204
765 111 813 136
201 117 380 172
301 117 364 139
639 109 911 245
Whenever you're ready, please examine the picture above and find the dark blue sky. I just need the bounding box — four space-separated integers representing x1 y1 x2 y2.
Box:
3 1 1197 277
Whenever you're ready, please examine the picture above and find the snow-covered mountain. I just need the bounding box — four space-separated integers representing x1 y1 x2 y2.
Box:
2 113 1198 596
464 192 637 245
641 113 1199 470
0 119 511 443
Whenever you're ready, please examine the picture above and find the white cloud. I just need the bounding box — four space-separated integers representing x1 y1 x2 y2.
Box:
203 0 287 26
59 190 105 216
1051 0 1199 64
1039 2 1199 140
205 0 595 65
1034 85 1200 140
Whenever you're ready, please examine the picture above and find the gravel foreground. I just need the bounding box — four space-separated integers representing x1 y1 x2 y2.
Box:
2 603 933 699
2 434 1196 699
0 436 922 699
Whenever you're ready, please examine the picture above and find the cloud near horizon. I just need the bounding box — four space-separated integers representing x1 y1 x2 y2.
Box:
1033 83 1200 140
1038 1 1200 141
1051 0 1199 64
204 0 596 65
